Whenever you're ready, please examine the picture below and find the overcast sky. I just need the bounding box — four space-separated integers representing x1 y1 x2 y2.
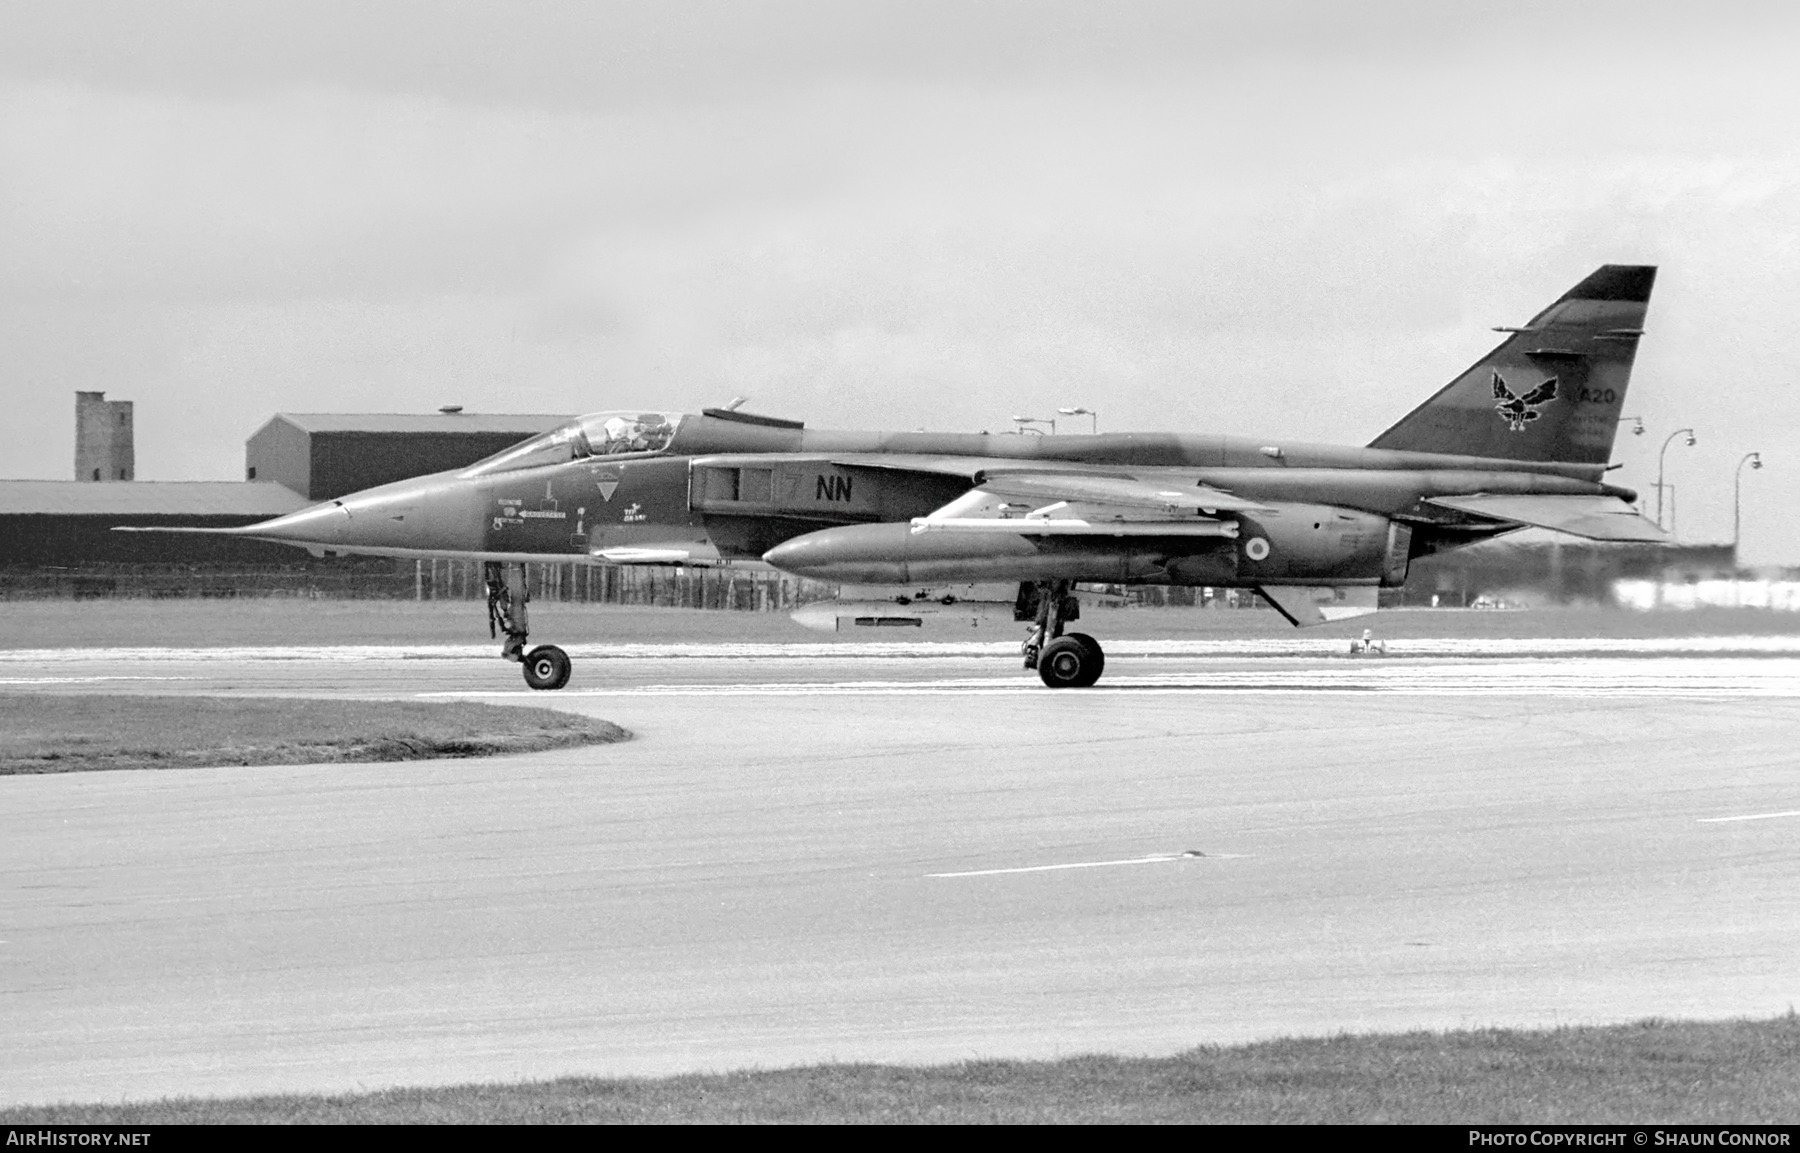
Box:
4 1 1798 561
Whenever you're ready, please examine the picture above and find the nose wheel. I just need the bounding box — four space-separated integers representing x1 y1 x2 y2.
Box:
522 645 572 691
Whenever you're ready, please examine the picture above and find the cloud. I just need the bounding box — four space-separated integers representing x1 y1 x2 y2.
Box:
3 2 1800 554
0 84 716 301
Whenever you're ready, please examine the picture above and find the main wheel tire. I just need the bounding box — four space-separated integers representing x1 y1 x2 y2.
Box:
522 644 572 691
1038 635 1102 688
1064 632 1105 682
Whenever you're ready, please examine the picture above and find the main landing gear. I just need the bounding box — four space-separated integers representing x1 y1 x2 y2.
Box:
484 561 571 691
1018 579 1105 688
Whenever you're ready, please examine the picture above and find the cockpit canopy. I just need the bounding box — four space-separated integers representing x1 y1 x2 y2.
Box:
461 411 684 476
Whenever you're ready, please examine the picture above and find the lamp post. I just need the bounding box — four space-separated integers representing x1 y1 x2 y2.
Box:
1655 427 1695 531
1617 415 1645 436
1057 406 1099 434
1734 452 1763 560
1011 415 1056 435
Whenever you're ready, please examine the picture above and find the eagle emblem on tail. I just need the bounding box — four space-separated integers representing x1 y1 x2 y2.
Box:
1492 371 1558 432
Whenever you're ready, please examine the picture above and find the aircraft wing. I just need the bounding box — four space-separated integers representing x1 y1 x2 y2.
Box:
1423 494 1667 542
827 453 1003 480
909 473 1252 538
822 455 1270 536
972 471 1270 513
829 455 1269 513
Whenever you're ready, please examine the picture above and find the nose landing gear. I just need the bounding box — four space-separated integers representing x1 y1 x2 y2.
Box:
485 561 573 690
522 644 572 691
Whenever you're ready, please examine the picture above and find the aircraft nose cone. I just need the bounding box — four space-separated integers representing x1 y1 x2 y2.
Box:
240 500 356 547
235 472 484 555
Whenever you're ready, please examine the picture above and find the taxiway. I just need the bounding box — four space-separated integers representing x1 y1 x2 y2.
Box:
3 639 1798 1106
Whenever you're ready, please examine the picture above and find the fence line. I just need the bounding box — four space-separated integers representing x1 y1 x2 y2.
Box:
410 559 836 610
14 564 1800 615
0 560 836 609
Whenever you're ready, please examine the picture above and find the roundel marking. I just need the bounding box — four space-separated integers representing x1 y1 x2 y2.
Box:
1244 537 1271 562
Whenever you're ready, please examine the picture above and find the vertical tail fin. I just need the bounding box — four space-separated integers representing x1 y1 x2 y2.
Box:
1368 265 1656 465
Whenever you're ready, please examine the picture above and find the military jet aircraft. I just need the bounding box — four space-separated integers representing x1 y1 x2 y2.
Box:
148 264 1663 689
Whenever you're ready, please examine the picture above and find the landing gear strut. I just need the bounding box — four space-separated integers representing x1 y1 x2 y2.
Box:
484 561 571 690
1018 580 1105 688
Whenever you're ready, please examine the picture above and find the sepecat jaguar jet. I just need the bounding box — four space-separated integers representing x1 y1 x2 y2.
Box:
147 264 1664 689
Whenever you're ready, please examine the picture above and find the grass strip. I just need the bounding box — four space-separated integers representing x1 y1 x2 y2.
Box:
0 694 627 774
5 1016 1798 1124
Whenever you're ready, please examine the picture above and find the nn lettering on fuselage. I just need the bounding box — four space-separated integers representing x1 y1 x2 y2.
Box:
816 475 853 502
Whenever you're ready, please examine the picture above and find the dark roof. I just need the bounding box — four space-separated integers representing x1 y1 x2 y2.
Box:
262 413 572 435
0 481 311 516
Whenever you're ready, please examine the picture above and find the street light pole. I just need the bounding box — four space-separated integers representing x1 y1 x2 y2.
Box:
1734 452 1764 561
1057 406 1099 434
1655 427 1696 531
1011 415 1056 435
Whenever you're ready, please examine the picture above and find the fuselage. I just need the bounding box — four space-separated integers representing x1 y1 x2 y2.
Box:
230 409 1634 591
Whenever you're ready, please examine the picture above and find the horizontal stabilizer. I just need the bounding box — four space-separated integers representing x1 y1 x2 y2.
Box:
1256 585 1380 627
1424 494 1667 542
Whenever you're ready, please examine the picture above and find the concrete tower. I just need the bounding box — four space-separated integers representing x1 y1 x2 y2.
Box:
75 391 134 482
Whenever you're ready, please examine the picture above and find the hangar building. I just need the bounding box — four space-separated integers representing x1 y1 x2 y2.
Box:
0 479 369 597
246 412 570 501
0 481 306 564
2 400 573 597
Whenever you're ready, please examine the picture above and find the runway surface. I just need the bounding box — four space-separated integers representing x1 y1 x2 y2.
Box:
5 637 1800 1106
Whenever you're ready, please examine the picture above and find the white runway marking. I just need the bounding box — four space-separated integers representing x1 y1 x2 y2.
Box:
926 851 1242 878
9 634 1800 664
0 676 199 685
423 657 1800 699
1697 809 1800 824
